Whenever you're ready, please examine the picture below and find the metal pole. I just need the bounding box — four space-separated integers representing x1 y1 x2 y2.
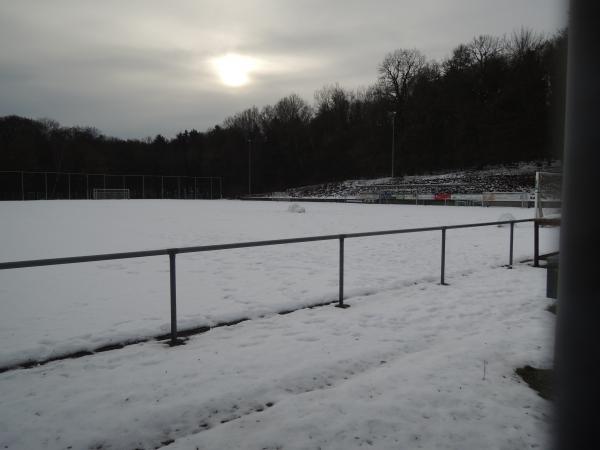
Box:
555 2 600 447
169 251 179 346
335 236 349 308
441 228 447 285
44 172 48 200
20 171 24 200
391 113 395 178
533 220 539 267
248 139 252 196
508 222 514 269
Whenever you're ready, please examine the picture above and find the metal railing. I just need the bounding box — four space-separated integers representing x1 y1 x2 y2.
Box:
0 218 538 346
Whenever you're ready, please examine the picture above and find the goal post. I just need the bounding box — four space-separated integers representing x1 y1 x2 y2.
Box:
535 171 562 218
93 188 130 200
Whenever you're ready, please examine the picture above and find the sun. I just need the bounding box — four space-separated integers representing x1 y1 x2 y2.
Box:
212 53 257 87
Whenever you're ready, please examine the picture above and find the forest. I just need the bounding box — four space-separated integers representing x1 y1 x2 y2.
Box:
0 29 566 197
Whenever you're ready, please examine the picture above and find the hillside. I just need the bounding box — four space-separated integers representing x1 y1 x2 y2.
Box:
279 161 561 199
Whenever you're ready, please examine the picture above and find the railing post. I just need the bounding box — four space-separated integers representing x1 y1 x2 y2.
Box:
534 220 540 267
335 236 349 309
508 222 514 269
440 227 447 285
168 251 183 345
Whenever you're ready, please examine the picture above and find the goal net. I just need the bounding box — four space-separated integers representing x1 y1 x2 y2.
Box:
535 172 562 218
93 188 130 200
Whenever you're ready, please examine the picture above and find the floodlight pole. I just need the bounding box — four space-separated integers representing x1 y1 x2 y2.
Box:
248 139 252 196
390 112 396 179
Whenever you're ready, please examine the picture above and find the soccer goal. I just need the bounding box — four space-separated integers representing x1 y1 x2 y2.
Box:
535 171 562 218
93 188 130 200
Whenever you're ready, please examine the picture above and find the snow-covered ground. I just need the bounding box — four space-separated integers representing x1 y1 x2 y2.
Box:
0 263 554 449
0 200 557 368
0 200 558 449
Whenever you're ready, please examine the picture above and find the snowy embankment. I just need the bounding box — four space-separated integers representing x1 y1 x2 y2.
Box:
283 160 561 198
0 200 557 368
0 263 554 449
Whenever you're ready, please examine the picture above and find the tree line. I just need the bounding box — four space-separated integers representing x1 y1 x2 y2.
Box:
0 28 566 196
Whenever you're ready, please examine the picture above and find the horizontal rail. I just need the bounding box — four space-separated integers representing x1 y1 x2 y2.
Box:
0 219 535 271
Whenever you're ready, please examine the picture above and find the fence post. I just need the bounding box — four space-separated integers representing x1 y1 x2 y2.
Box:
44 172 48 200
168 251 182 346
335 236 350 308
86 174 89 199
142 175 145 199
20 171 24 200
534 220 540 267
440 227 447 285
68 173 71 200
508 222 514 268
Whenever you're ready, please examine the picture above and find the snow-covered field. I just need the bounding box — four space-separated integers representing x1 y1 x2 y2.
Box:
0 200 557 449
0 200 556 368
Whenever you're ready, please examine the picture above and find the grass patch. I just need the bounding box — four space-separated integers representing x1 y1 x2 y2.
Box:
516 365 553 400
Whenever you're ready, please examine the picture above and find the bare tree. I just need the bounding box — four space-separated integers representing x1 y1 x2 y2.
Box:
468 35 506 69
223 106 262 136
377 48 427 109
273 94 312 123
507 28 545 60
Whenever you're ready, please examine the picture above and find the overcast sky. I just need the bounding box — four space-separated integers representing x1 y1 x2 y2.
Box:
0 0 566 138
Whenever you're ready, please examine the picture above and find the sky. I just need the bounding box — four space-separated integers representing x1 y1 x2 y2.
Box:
0 0 566 139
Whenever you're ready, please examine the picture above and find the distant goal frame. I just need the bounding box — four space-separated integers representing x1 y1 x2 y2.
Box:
93 188 131 200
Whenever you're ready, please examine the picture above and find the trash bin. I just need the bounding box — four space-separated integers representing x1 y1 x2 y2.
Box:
546 255 559 299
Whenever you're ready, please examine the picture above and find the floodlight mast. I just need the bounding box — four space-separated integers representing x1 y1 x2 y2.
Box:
248 139 252 196
390 111 396 179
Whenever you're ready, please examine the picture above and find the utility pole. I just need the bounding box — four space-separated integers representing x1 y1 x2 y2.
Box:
390 112 396 179
248 139 252 196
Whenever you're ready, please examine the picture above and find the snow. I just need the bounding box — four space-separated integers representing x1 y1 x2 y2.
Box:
0 264 554 450
0 200 557 368
287 203 306 213
0 200 558 449
283 160 561 199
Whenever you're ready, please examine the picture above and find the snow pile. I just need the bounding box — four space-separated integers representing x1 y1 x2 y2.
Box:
287 203 306 213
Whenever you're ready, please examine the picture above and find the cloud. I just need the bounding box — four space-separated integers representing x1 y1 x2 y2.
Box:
0 0 566 138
